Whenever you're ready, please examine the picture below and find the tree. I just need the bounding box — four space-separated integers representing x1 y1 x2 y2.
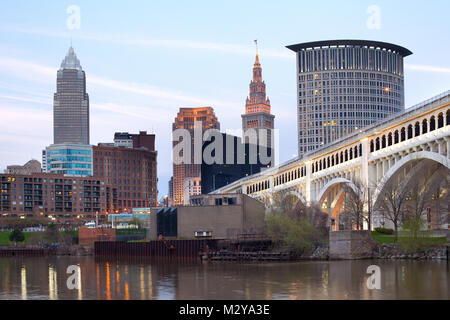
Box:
44 223 60 244
9 229 25 245
266 191 328 254
343 179 371 231
375 180 409 242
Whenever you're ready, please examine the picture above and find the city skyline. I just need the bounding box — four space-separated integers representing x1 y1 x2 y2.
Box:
1 0 450 198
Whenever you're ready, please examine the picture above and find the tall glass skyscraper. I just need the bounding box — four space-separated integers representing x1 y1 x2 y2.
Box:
53 46 90 145
286 40 412 157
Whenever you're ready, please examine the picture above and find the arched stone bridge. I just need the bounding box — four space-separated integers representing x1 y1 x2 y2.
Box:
212 91 450 230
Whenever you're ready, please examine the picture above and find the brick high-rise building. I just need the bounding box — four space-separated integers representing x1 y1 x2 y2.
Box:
93 131 158 211
172 107 220 205
0 173 108 224
242 52 275 155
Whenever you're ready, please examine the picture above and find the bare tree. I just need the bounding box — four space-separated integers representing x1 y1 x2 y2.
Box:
404 166 449 232
343 179 370 231
375 180 409 242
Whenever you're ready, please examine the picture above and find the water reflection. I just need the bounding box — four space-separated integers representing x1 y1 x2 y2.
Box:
21 265 26 300
0 257 447 300
48 265 58 300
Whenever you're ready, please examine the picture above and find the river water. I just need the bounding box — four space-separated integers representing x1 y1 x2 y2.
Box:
0 256 448 300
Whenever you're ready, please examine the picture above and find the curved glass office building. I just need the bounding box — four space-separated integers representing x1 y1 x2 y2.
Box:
45 144 93 176
286 40 412 157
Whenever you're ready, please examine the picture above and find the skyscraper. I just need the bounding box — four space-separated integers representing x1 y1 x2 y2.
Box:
241 52 275 154
286 40 412 157
172 107 220 205
53 46 90 145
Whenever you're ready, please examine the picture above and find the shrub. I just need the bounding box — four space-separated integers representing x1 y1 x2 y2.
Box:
9 229 25 244
374 227 394 235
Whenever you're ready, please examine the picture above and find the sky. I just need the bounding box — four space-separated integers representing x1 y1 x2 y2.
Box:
0 0 449 199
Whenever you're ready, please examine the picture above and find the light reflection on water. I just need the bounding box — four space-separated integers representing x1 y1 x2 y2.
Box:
0 257 448 300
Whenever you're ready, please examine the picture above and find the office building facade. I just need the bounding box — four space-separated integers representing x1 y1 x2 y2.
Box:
172 107 220 205
201 133 272 194
53 46 90 145
286 40 412 157
93 141 158 211
45 143 93 176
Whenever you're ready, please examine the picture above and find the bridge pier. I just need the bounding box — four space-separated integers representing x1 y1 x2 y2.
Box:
329 230 376 260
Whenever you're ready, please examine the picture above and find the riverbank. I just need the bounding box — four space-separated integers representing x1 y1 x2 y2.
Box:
0 244 93 257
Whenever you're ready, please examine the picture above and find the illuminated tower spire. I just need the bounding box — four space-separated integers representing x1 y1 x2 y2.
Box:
245 41 271 114
242 41 275 166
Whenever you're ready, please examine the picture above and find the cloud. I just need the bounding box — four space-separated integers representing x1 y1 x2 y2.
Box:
0 94 50 105
3 25 293 60
0 56 240 111
405 64 450 74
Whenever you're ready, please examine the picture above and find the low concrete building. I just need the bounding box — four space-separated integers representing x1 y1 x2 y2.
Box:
5 160 42 175
148 194 265 240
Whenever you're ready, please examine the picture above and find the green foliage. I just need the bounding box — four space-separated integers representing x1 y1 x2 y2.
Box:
116 228 146 236
371 231 446 245
374 227 394 235
8 229 25 244
265 213 323 255
265 191 329 255
399 217 431 253
401 217 426 239
44 223 60 244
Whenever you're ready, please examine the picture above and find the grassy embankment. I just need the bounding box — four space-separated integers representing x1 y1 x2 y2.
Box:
371 231 447 244
0 230 78 245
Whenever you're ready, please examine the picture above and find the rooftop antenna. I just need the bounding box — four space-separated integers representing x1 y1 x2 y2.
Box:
254 39 258 55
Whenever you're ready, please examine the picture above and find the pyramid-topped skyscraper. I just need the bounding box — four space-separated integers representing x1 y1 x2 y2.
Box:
53 46 89 145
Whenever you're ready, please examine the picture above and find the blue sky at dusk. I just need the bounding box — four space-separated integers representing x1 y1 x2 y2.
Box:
0 0 449 198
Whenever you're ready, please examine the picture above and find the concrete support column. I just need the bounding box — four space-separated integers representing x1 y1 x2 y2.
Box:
375 161 380 184
305 161 312 204
437 139 445 156
388 156 394 170
427 142 435 153
445 137 450 159
361 138 370 188
381 158 386 178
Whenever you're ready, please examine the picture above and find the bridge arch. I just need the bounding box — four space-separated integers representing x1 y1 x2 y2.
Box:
283 189 306 205
317 177 359 205
372 151 450 209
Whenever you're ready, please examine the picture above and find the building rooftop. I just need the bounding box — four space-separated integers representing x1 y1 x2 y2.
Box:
286 39 412 57
60 46 82 70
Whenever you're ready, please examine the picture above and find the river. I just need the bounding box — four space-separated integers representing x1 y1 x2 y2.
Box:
0 257 448 300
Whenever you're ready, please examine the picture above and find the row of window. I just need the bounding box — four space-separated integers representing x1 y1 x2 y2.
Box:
370 111 450 152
